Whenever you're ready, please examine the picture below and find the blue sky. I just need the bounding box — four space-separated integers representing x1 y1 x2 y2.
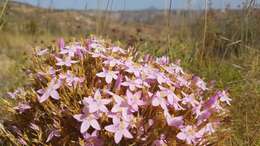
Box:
14 0 254 10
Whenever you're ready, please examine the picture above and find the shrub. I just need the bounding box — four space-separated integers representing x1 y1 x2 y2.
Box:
0 36 231 145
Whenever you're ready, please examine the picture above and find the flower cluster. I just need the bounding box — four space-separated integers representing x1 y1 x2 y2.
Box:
0 36 231 146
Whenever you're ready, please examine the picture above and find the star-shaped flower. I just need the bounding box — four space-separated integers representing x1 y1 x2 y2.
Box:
74 108 101 133
121 77 143 91
14 102 31 114
83 89 111 113
103 57 123 67
36 48 48 56
56 57 78 67
37 78 62 103
125 65 141 77
126 90 145 112
60 47 77 57
96 68 118 84
60 71 84 87
151 92 168 110
193 76 208 91
181 92 199 107
176 125 200 145
159 86 183 110
105 117 133 144
218 91 231 105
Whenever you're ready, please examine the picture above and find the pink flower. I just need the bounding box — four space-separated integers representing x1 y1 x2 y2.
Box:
202 123 215 135
88 40 104 51
218 91 231 105
114 74 123 90
203 94 219 109
126 90 145 112
14 102 31 114
176 76 190 87
29 123 40 131
164 63 184 75
96 68 118 84
89 51 106 58
37 78 62 103
60 71 84 87
151 92 167 110
176 125 200 145
105 117 133 144
121 77 143 91
46 129 61 143
197 109 212 124
148 119 154 126
125 65 141 77
37 67 58 78
109 46 126 54
56 56 78 67
193 76 208 91
106 91 130 120
83 130 104 146
74 108 101 133
7 88 23 99
103 57 123 67
57 38 65 49
156 56 169 65
83 89 111 113
181 92 199 107
60 47 77 57
158 86 183 110
164 111 183 128
152 134 167 146
18 137 28 145
36 48 48 56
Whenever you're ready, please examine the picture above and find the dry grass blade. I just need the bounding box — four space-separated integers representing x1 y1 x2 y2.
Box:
0 0 9 30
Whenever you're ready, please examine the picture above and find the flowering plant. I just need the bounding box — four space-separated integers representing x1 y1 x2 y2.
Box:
0 36 231 145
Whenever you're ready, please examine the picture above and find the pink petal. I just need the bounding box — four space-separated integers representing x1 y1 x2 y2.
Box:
96 72 106 78
37 89 45 95
73 114 83 121
176 132 186 140
38 92 50 103
135 91 142 97
100 105 109 113
105 75 113 83
90 119 101 130
81 121 90 133
50 90 60 100
111 105 120 113
152 98 160 106
123 129 133 139
167 95 174 105
105 125 116 133
102 99 111 105
114 131 123 144
126 90 132 97
168 116 183 128
89 104 99 113
137 100 145 106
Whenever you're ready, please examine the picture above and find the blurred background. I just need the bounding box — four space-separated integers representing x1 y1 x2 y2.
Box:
0 0 260 145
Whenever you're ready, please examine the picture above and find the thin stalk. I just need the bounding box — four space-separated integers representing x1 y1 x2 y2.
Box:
201 0 208 63
103 0 111 35
0 0 9 30
166 0 173 57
